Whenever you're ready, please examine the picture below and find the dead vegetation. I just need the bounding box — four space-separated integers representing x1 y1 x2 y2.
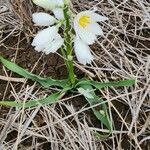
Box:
0 0 150 149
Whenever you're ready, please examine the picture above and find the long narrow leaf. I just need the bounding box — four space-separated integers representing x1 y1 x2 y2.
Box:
76 79 135 89
79 84 112 132
0 92 63 108
0 56 69 88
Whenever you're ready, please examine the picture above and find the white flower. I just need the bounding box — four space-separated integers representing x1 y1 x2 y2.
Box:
32 12 56 26
43 34 64 54
32 0 64 10
55 0 64 7
52 8 64 20
32 26 64 54
74 10 108 45
32 0 64 20
31 9 64 54
32 0 56 10
74 36 93 65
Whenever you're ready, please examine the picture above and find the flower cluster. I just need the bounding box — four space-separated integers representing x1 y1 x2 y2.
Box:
32 0 108 65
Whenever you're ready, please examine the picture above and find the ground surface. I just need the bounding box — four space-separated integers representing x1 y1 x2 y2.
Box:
0 0 150 150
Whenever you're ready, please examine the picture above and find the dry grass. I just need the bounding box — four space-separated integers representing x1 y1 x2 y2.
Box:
0 0 150 149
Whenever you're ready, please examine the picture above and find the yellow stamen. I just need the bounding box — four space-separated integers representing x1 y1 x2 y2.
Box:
79 15 90 28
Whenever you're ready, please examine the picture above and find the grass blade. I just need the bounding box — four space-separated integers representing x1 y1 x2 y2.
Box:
0 92 64 108
0 56 69 88
79 84 112 132
76 79 135 89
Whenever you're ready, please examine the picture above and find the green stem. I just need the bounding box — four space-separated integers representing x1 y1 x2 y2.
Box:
62 5 76 86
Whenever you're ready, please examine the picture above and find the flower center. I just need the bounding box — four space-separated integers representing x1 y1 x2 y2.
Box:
79 15 90 28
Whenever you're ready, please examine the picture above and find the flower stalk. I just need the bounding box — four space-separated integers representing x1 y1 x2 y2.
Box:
62 5 76 86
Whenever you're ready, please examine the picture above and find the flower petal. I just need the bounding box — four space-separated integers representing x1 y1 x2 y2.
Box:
44 34 64 54
74 36 93 65
85 22 103 35
76 26 97 45
90 12 108 22
81 11 108 22
32 0 55 10
32 12 56 26
55 0 64 7
34 45 44 52
32 26 57 47
52 8 64 20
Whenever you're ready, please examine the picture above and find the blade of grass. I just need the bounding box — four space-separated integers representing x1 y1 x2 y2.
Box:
0 92 64 108
0 56 69 88
76 79 135 89
79 84 112 132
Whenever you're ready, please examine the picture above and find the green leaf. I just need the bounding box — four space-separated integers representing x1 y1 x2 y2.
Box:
76 79 135 89
0 56 69 88
0 92 63 108
79 84 112 132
